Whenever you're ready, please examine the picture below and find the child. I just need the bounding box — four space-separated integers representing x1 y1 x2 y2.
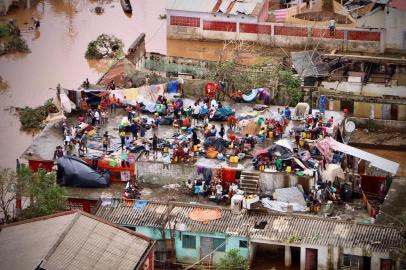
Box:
144 142 150 158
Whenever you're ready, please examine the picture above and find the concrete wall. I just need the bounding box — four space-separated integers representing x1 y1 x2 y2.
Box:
348 117 406 132
136 161 196 185
259 172 314 194
322 81 406 98
385 7 406 50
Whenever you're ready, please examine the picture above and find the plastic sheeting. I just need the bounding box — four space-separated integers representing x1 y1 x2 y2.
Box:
242 88 258 102
321 163 345 182
274 186 306 206
261 197 306 212
325 137 399 175
57 156 110 188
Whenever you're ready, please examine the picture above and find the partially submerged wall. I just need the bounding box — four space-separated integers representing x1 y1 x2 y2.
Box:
348 117 406 132
167 17 383 53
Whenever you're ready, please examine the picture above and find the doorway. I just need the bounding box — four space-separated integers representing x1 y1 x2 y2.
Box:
305 248 318 270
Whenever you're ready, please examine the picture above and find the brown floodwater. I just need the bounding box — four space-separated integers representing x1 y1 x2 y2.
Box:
359 148 406 177
0 0 166 167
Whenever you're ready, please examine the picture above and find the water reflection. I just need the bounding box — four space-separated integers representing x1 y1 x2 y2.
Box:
0 0 166 167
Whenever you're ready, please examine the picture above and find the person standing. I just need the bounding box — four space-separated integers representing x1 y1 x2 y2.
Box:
329 18 336 35
94 110 100 126
130 121 138 140
119 130 126 151
102 132 110 153
110 94 117 114
152 134 158 159
219 123 225 138
31 17 40 29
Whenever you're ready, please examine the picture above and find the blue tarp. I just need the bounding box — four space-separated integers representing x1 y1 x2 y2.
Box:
211 106 234 121
167 80 178 93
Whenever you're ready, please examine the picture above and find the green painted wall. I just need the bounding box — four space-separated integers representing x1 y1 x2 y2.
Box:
124 225 249 265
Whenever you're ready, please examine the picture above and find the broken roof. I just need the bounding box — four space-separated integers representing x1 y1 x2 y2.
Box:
167 0 264 16
291 51 330 78
0 211 153 270
95 200 405 253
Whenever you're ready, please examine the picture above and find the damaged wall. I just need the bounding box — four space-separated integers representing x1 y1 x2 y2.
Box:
136 161 196 185
259 172 314 194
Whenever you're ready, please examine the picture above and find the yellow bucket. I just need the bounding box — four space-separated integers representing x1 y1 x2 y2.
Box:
299 140 305 147
286 166 292 173
319 134 324 140
268 131 274 138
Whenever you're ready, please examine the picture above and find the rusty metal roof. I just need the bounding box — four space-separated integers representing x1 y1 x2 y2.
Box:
0 211 153 270
95 200 405 253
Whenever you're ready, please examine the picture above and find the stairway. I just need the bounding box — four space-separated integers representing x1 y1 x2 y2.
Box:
239 171 260 195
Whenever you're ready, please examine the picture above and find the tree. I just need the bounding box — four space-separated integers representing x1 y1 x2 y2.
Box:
217 249 249 270
270 67 302 106
209 41 271 100
18 167 67 219
85 34 124 59
0 168 18 223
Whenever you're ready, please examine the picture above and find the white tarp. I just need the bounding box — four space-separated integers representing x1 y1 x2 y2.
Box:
274 186 306 206
275 139 294 152
326 137 399 175
261 198 306 212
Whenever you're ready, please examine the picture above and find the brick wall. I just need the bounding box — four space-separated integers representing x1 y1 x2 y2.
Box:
240 23 272 34
348 31 380 41
311 28 344 39
170 16 200 27
203 21 237 32
275 25 307 37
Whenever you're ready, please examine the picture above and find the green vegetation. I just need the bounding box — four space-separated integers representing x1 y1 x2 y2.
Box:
0 168 18 223
217 249 249 270
85 34 124 59
18 99 59 130
17 166 67 219
0 21 30 55
0 166 67 223
273 67 302 106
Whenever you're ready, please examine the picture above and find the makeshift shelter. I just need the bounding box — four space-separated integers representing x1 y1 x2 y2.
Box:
291 102 310 120
324 137 399 175
57 156 110 188
291 51 329 86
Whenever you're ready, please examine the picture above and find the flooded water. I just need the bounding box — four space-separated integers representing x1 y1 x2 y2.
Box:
0 0 166 167
360 148 406 177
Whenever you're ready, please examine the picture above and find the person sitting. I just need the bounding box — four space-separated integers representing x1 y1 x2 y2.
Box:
210 125 217 137
257 127 266 143
53 146 64 160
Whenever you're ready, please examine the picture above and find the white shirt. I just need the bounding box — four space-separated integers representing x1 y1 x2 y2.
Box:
211 99 218 108
193 105 200 114
94 111 100 120
329 19 336 27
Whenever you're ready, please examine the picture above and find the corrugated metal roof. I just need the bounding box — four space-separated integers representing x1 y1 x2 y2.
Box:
95 201 405 253
167 0 265 16
291 51 330 78
166 0 219 13
0 211 152 270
